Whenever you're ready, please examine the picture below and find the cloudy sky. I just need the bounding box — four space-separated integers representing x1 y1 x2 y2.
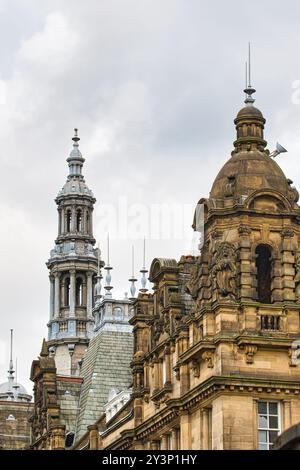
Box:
1 0 300 393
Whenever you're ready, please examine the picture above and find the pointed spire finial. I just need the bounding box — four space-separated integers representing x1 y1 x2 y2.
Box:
8 329 15 383
243 42 256 105
129 245 137 300
40 338 48 357
67 127 85 179
139 237 148 293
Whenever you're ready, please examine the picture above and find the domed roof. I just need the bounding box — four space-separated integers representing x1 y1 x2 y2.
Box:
235 105 265 120
210 150 289 200
57 177 94 199
0 380 31 402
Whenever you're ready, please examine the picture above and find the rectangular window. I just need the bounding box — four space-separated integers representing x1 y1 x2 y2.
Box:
258 401 280 450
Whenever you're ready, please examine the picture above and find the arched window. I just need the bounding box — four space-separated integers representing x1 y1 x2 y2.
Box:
65 432 75 448
66 210 72 232
76 278 83 306
65 278 70 307
86 212 90 233
77 209 82 232
255 245 272 303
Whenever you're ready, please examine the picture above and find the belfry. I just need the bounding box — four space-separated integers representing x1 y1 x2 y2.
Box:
47 129 99 375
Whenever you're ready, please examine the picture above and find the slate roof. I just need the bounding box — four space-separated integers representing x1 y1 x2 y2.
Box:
75 329 133 440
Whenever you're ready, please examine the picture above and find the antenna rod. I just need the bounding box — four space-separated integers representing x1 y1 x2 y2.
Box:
107 233 110 266
248 42 251 87
132 245 135 277
10 329 13 363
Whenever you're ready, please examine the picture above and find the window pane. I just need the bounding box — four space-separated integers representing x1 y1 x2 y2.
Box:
269 416 278 429
269 403 278 415
259 431 267 443
269 430 279 444
258 443 268 450
258 402 267 414
259 415 268 428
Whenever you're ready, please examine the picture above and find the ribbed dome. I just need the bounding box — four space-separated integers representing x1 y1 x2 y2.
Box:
57 177 94 199
236 105 265 120
210 150 289 200
0 381 31 402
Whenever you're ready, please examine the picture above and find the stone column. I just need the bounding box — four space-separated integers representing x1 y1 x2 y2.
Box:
283 400 292 431
71 207 76 232
153 356 159 392
160 434 169 450
202 408 210 450
86 272 93 318
50 425 65 450
58 209 61 235
70 270 76 317
88 424 99 450
238 226 253 301
150 441 160 450
54 273 60 318
180 412 190 450
171 428 179 450
49 275 54 318
281 230 296 302
164 346 171 385
61 208 65 234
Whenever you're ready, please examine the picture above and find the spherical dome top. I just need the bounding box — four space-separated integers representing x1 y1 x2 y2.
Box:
0 380 31 402
210 150 290 200
235 105 265 121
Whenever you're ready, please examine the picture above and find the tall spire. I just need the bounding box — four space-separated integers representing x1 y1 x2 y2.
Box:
139 237 148 293
104 234 113 298
244 43 256 106
129 245 137 300
8 329 14 384
66 128 85 179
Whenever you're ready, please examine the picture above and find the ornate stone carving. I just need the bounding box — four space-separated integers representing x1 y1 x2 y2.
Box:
281 229 294 238
238 225 251 235
211 230 223 240
294 251 300 301
243 345 257 364
191 360 200 378
211 242 237 300
202 351 214 368
224 175 236 197
185 261 202 299
287 179 299 203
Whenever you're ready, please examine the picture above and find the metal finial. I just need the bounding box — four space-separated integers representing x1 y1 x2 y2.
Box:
243 42 256 105
72 128 80 143
8 329 15 383
140 237 148 293
129 245 137 299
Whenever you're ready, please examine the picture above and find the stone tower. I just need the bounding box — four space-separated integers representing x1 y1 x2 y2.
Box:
47 129 99 376
90 80 300 450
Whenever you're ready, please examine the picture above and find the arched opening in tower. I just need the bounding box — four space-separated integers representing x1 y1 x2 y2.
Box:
76 278 83 306
255 244 272 303
77 209 82 232
66 210 72 232
65 277 70 306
